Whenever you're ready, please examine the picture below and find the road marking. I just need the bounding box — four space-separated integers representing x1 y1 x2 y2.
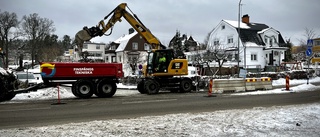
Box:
122 99 177 104
0 107 51 112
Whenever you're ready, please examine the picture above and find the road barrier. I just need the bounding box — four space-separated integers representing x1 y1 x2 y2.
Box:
211 78 246 93
246 77 272 91
211 77 272 93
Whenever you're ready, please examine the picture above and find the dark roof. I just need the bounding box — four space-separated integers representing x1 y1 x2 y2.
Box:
246 23 269 31
278 32 286 47
238 23 268 46
237 29 265 46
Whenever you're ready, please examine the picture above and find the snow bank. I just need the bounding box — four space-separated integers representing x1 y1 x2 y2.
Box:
1 103 319 136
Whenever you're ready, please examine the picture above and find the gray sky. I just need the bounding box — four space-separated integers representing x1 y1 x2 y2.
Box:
1 0 319 46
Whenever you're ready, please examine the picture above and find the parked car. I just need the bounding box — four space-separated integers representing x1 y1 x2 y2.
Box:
15 72 42 87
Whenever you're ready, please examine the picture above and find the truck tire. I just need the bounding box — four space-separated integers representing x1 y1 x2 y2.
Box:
74 79 94 99
180 78 192 93
71 84 79 97
144 79 160 94
137 80 146 94
95 79 116 98
0 79 6 101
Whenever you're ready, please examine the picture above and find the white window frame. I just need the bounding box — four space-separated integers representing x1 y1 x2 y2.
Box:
96 45 100 49
132 42 138 50
83 44 88 49
214 40 219 46
144 43 150 50
227 36 233 44
251 53 257 61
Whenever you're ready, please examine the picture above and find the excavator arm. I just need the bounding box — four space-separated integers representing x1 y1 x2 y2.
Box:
75 3 165 52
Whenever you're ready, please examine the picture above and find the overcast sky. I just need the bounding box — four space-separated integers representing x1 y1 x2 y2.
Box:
1 0 319 46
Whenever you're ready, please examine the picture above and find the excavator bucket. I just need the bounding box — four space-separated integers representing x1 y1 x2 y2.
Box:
75 29 92 54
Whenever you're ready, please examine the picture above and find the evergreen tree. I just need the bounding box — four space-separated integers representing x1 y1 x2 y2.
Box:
284 39 293 62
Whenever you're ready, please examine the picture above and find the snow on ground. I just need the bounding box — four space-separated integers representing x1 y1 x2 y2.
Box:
1 78 320 136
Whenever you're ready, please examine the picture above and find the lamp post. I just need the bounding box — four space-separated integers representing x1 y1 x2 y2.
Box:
237 0 242 77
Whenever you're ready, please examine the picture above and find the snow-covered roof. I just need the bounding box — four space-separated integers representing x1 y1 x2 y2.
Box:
224 20 250 29
115 32 138 52
114 32 137 44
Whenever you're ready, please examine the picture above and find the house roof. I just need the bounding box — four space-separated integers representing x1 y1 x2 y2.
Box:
223 20 280 46
115 32 138 52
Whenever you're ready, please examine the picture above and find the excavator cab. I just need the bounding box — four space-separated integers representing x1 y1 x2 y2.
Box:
145 49 188 77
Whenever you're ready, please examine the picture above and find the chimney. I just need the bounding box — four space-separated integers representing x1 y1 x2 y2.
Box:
128 28 135 34
242 14 250 24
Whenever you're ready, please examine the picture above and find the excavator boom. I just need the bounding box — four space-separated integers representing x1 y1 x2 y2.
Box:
75 3 164 52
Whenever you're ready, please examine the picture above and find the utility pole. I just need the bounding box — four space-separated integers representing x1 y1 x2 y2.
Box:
237 0 242 77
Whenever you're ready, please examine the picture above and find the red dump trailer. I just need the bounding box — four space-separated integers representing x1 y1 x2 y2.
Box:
39 62 124 99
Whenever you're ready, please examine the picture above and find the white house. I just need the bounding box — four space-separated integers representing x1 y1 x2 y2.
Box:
208 14 287 71
72 42 107 62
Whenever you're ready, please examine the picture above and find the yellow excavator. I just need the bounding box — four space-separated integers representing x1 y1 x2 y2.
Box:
75 3 192 94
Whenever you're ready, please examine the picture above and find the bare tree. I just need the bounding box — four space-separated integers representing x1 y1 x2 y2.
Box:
205 37 233 78
299 27 317 47
21 13 55 68
0 11 19 68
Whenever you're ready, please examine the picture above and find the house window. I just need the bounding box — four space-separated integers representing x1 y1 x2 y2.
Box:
83 44 88 49
118 56 122 62
269 38 273 46
110 45 116 50
251 54 257 61
214 40 219 46
112 56 116 62
316 41 320 46
227 36 233 44
221 25 225 30
264 37 268 44
96 45 100 49
144 43 150 50
132 42 138 50
106 56 109 62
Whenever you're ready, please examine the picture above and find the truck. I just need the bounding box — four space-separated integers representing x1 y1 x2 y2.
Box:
75 3 193 94
0 47 124 101
40 62 123 98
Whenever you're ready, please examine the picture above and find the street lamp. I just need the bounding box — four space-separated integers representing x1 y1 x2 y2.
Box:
237 0 242 77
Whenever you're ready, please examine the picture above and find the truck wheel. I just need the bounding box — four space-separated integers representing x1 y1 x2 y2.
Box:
180 78 192 93
144 79 159 94
95 79 116 98
74 79 94 98
137 81 146 94
71 84 79 97
4 92 16 101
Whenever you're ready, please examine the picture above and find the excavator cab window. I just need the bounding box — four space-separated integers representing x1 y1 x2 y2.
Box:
146 52 155 74
152 50 173 73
